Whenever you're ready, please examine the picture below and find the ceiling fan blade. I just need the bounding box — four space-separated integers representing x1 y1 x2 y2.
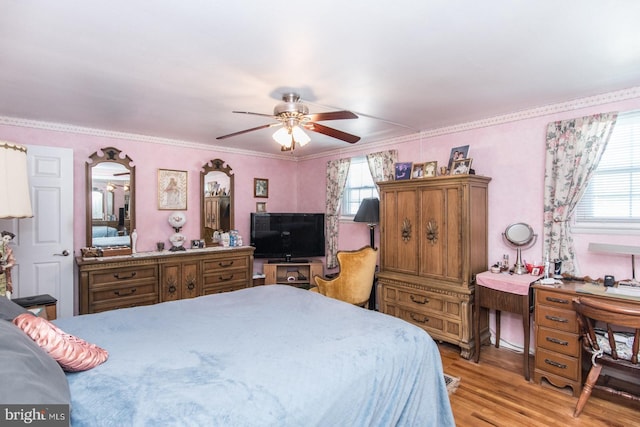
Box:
216 123 280 140
306 111 358 122
232 111 276 118
304 122 361 144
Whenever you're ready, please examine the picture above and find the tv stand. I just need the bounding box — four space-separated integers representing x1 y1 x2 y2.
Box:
263 261 323 289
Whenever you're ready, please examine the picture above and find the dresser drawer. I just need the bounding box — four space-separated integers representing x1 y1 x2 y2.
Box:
203 256 250 273
90 266 158 286
536 305 578 333
536 289 573 309
535 347 580 382
536 325 581 357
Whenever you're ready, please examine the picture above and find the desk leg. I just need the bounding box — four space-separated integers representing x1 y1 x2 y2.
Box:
522 295 530 381
495 310 501 348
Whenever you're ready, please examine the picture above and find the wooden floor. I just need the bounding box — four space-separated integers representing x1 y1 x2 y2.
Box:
439 342 640 426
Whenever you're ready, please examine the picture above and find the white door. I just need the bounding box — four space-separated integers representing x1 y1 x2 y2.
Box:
0 145 74 318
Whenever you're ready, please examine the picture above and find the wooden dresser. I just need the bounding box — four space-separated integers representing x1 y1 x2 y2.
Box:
377 175 491 359
76 246 254 314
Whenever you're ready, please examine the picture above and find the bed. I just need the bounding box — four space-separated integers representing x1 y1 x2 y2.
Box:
8 285 455 426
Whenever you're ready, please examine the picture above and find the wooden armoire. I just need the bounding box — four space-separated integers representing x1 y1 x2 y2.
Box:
377 175 491 359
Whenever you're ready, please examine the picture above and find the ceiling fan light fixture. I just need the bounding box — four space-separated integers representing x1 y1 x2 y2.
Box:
272 127 292 147
292 126 310 146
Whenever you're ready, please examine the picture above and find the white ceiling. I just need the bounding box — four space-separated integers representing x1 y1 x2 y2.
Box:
1 1 640 157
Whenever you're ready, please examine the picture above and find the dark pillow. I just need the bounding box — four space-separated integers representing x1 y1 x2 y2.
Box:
0 320 71 404
0 296 29 321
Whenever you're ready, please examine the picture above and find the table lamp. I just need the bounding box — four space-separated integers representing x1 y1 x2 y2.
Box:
0 141 34 298
354 197 379 249
588 242 640 286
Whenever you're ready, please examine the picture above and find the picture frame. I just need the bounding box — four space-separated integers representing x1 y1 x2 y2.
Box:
256 202 267 213
158 169 187 210
411 163 425 179
254 178 269 198
447 145 470 171
451 158 473 175
394 162 412 180
424 161 438 178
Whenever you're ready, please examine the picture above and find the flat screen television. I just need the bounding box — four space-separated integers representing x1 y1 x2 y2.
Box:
250 213 325 261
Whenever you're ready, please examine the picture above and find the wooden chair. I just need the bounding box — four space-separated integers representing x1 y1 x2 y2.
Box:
310 246 377 307
572 296 640 417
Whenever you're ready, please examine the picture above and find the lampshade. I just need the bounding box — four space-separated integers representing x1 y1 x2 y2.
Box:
272 126 310 149
0 141 33 218
354 198 380 225
589 242 640 283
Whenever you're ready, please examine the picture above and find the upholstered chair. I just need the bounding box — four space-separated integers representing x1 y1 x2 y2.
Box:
310 246 377 307
572 296 640 417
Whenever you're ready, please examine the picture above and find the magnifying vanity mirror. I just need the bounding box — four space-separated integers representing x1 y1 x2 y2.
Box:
86 147 135 248
503 222 537 275
201 159 234 246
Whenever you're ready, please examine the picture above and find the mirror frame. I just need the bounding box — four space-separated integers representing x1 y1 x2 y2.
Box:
504 222 534 246
201 158 234 245
86 147 136 248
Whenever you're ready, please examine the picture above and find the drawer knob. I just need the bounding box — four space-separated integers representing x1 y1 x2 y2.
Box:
546 337 569 346
168 285 177 294
545 315 569 323
114 272 137 280
114 288 137 297
410 295 429 304
186 281 196 291
544 358 567 370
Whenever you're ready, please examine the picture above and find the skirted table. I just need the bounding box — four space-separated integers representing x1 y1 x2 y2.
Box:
474 271 541 380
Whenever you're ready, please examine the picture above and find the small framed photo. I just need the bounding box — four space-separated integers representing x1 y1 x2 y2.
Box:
411 163 425 179
394 162 412 180
447 145 470 171
452 158 473 175
254 178 269 198
256 202 267 213
531 267 541 276
158 169 187 210
424 161 438 177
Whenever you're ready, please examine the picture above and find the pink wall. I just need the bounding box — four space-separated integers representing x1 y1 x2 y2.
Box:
2 92 639 348
299 95 640 349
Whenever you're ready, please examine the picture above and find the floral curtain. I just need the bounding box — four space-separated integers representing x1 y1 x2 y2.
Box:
325 158 351 268
366 149 398 184
543 112 617 275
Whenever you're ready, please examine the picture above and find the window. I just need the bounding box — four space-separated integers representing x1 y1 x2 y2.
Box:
574 110 640 231
341 157 378 218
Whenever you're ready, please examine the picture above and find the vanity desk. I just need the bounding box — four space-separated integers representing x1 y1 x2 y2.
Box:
76 246 254 314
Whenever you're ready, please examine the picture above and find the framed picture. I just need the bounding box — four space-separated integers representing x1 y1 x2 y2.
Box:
424 161 438 177
452 158 473 175
411 163 425 179
158 169 187 210
254 178 269 198
447 145 470 171
256 202 267 213
394 162 412 180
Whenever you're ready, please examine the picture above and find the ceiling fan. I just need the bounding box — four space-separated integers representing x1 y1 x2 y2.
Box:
216 93 360 151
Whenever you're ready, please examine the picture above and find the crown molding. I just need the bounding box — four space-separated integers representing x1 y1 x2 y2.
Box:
1 86 639 162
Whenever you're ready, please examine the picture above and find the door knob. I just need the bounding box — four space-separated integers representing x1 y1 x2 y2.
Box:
54 250 70 256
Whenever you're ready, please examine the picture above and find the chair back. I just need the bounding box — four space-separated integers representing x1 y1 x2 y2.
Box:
317 246 377 306
573 296 640 365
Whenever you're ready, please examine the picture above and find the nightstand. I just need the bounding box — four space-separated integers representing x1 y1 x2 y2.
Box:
12 294 58 320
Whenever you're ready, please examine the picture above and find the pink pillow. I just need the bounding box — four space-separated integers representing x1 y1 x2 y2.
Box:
13 313 108 372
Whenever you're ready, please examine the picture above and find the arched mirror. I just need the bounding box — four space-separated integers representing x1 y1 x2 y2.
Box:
503 222 537 275
86 147 135 248
201 159 234 246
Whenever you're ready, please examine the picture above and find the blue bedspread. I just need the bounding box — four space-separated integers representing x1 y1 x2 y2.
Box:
54 285 454 426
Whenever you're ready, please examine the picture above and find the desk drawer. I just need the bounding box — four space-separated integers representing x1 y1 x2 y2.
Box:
536 305 578 333
537 325 580 357
535 347 580 382
536 289 573 309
